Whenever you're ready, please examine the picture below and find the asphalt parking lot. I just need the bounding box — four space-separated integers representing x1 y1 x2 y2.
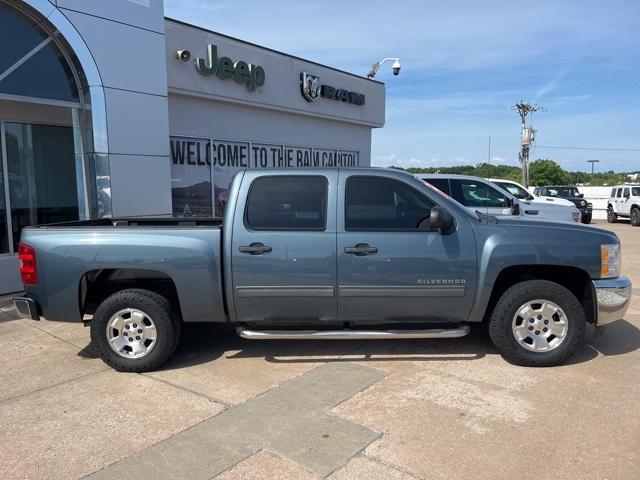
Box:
1 220 638 480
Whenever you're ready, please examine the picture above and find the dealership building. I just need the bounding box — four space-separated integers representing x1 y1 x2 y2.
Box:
0 0 385 293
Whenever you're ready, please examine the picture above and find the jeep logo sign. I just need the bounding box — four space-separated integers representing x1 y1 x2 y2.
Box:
300 72 365 106
195 44 265 91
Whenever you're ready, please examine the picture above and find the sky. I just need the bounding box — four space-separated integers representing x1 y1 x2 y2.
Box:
164 0 640 172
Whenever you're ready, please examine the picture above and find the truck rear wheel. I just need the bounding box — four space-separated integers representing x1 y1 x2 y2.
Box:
631 207 640 226
488 280 585 367
90 289 181 372
607 206 617 223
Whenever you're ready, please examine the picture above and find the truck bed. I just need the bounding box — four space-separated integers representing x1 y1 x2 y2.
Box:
30 217 224 228
20 218 226 324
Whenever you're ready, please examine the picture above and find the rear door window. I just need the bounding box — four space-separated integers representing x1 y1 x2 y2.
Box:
616 189 623 198
423 178 450 195
245 176 327 230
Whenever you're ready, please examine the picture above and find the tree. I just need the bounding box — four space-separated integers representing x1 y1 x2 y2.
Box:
529 159 571 186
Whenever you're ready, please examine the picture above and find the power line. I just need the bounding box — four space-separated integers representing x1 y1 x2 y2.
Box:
536 145 640 152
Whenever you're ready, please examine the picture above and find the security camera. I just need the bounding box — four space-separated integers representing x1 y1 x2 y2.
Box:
392 59 401 76
176 49 191 62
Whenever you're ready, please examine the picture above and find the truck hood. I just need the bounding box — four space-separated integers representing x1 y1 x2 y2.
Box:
489 215 617 241
518 199 578 213
532 196 575 207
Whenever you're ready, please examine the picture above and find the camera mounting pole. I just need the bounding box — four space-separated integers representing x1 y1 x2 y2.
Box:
367 57 401 79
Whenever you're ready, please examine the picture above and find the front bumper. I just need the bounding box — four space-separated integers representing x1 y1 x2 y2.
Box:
593 277 632 326
13 296 40 321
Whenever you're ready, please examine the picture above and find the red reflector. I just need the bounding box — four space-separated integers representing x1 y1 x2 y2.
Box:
18 243 38 285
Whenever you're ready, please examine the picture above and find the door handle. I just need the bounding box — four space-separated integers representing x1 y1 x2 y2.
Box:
344 243 378 256
239 242 272 255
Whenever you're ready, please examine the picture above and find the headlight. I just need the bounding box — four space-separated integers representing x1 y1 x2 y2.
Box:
600 244 621 278
571 211 581 222
581 200 587 207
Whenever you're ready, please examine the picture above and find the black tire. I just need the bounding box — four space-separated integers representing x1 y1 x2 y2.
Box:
607 206 617 223
581 213 592 224
90 289 181 372
488 280 585 367
631 207 640 227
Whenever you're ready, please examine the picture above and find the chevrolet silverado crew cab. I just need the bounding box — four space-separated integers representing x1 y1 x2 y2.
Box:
13 168 631 372
607 185 640 226
417 174 580 223
533 186 593 224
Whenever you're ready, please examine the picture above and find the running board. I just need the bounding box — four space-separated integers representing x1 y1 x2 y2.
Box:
237 326 470 340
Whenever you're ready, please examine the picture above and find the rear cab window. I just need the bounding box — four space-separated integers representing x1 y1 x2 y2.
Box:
245 176 328 230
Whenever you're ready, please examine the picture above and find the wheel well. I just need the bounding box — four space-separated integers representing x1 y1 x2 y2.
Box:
484 265 596 324
79 269 181 319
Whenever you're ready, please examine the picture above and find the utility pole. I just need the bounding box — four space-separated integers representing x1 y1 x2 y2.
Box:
488 136 491 164
511 101 542 188
587 159 599 175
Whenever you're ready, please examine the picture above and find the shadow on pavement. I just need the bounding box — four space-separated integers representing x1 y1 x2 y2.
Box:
587 319 640 357
77 318 640 370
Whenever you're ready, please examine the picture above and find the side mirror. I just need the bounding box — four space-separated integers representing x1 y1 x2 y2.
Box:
578 193 584 198
624 192 630 199
511 200 521 216
429 206 456 235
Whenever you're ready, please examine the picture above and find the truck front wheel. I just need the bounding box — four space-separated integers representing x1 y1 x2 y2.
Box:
489 280 585 367
90 289 181 372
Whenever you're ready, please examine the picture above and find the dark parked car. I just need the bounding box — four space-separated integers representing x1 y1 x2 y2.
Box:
533 186 592 224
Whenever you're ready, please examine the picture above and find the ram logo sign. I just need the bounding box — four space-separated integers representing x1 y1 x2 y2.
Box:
300 72 365 106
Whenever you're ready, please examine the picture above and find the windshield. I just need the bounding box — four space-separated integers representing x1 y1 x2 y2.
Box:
546 187 579 197
494 181 531 200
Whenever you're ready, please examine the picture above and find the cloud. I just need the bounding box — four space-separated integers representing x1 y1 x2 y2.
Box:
534 64 573 101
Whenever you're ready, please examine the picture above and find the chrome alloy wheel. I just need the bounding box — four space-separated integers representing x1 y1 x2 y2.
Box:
106 308 157 359
511 299 568 352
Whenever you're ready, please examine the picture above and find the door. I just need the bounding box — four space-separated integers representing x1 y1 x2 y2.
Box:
231 172 338 323
337 173 477 324
615 187 623 213
449 178 512 216
621 188 631 215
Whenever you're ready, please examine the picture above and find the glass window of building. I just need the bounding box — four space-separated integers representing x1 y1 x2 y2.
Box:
0 3 88 255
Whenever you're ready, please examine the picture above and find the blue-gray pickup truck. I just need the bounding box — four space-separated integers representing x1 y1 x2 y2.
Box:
13 168 632 371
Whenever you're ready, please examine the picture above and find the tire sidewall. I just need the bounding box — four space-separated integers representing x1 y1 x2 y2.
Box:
490 280 585 366
607 207 616 223
91 289 179 371
631 208 640 226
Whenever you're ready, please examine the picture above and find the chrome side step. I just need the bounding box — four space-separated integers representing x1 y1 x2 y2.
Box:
237 325 470 340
